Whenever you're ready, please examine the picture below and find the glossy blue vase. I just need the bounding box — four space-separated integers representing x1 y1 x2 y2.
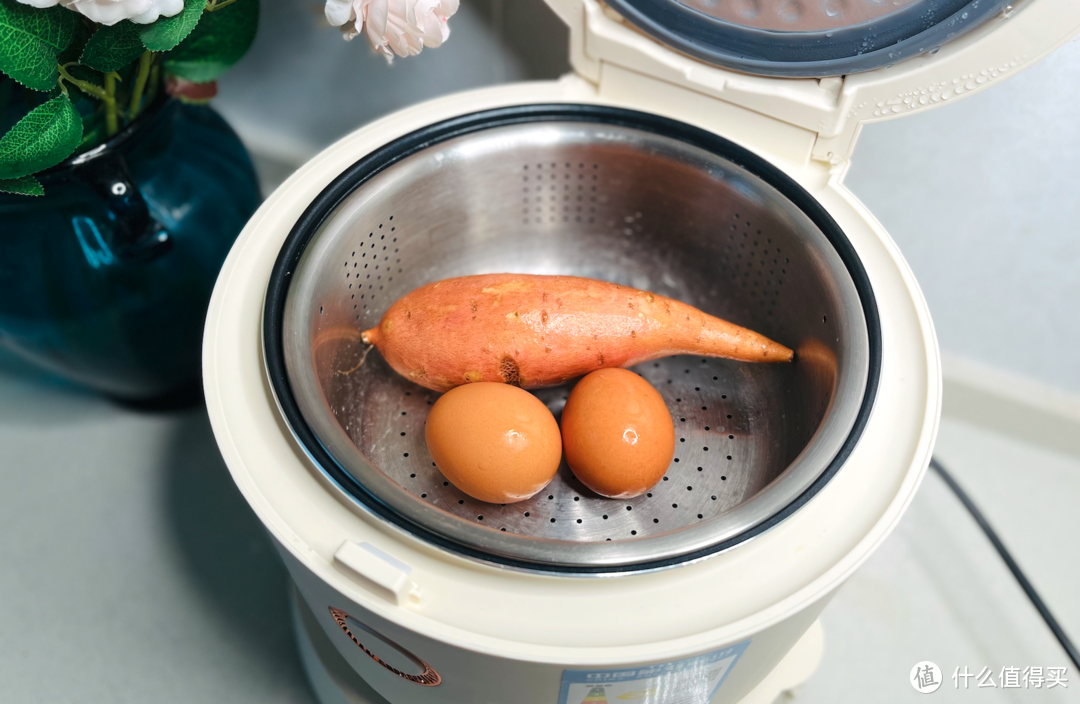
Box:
0 98 260 402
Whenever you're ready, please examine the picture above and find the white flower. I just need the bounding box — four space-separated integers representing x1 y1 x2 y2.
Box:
325 0 459 59
16 0 185 25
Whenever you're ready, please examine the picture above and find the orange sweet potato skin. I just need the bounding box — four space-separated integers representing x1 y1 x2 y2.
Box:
362 274 792 392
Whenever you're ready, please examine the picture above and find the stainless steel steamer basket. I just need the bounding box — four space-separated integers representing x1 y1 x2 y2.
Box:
264 106 880 574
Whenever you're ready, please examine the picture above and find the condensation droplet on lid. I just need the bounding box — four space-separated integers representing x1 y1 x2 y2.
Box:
734 0 760 19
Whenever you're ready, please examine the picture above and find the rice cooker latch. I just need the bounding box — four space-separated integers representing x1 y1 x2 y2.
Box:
545 0 1080 166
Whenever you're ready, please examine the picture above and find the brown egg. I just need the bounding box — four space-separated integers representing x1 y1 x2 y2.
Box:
561 368 675 499
425 382 561 504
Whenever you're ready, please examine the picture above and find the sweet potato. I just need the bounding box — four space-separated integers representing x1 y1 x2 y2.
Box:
361 274 792 392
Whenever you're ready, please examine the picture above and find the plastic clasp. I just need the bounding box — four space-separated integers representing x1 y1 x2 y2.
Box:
333 541 421 607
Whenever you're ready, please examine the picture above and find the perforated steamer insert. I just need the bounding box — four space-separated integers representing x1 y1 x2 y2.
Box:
265 107 879 573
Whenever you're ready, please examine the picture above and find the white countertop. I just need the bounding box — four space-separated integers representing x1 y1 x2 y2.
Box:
1 349 1077 703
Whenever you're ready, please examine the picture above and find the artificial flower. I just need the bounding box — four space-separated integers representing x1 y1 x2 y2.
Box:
324 0 459 59
16 0 185 25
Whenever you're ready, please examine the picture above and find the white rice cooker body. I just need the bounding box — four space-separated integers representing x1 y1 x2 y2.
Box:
202 2 1080 702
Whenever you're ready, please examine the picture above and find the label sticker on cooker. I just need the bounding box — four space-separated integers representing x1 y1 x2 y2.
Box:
557 639 750 704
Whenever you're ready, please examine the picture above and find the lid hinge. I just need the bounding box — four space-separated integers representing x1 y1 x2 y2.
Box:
569 0 848 167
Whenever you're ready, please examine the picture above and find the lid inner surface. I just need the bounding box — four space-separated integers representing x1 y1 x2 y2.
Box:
679 0 920 32
603 0 1012 77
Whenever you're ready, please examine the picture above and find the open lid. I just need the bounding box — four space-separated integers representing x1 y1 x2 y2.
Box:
601 0 1010 77
547 0 1080 162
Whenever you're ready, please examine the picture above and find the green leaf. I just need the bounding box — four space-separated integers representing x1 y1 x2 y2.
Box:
0 174 43 195
139 0 204 52
0 93 81 179
0 0 78 90
163 0 258 82
80 21 145 72
56 15 91 65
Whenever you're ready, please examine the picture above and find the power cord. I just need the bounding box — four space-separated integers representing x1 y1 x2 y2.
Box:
930 457 1080 670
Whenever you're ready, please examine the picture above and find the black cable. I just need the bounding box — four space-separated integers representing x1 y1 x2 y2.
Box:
930 457 1080 670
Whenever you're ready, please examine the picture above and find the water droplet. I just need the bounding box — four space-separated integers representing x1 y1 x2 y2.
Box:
734 0 760 19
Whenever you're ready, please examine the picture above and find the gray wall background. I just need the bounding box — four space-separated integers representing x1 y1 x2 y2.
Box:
215 1 1080 395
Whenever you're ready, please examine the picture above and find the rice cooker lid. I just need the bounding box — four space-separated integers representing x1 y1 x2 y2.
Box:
600 0 1011 77
554 0 1080 163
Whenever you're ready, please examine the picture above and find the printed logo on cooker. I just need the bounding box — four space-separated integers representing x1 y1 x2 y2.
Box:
329 607 441 686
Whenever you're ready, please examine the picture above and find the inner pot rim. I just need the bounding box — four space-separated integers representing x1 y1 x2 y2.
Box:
263 104 882 575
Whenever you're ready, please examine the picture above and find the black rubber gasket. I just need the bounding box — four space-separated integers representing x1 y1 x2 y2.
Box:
603 0 1011 77
263 104 883 574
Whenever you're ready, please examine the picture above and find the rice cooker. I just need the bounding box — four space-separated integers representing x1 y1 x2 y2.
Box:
202 1 1080 702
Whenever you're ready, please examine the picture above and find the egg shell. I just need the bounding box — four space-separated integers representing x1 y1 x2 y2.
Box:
425 382 562 504
561 368 675 499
